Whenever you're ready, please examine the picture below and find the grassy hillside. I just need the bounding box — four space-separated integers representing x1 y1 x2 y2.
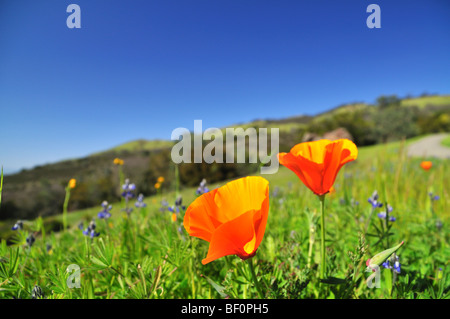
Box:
0 134 437 241
1 94 449 223
401 95 450 108
94 139 175 154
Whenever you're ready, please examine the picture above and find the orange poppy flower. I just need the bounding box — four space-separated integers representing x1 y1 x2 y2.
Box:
154 182 161 189
157 176 165 183
278 139 358 196
171 213 177 222
420 161 432 171
183 176 269 265
68 178 76 189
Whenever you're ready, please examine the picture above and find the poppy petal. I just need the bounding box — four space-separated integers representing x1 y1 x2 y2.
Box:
279 139 357 195
202 209 260 265
322 139 358 191
184 176 270 264
278 152 325 194
183 188 221 242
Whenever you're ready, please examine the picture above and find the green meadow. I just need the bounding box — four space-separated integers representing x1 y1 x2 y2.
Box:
0 136 448 299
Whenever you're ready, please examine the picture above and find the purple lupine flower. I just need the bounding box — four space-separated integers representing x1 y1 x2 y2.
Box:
196 179 209 195
98 201 112 219
168 196 186 214
368 190 383 208
82 220 100 238
428 192 440 201
393 255 401 274
382 254 401 274
26 233 35 247
121 179 136 215
121 179 136 200
11 220 23 231
159 199 169 213
378 204 396 221
135 193 147 208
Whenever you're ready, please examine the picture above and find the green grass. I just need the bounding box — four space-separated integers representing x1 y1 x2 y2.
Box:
441 135 450 148
401 95 450 109
313 103 370 122
0 137 448 299
94 139 175 155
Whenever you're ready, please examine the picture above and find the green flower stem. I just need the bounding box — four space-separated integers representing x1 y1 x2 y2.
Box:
319 194 326 279
118 165 125 209
247 258 264 299
110 265 125 277
364 207 375 234
62 186 71 231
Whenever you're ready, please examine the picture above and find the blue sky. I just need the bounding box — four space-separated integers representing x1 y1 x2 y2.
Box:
0 0 449 174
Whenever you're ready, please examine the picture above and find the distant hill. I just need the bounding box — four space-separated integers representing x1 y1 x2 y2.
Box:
1 94 449 222
93 139 175 155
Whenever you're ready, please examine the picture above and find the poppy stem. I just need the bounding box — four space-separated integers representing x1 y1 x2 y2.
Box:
247 259 264 299
319 194 326 279
62 186 71 232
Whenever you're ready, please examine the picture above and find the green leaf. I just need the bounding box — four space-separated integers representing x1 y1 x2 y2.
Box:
366 241 404 268
149 265 162 297
202 274 229 298
321 277 347 285
90 255 108 269
9 248 20 277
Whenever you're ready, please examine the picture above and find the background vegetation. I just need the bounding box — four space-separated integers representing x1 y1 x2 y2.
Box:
1 94 449 235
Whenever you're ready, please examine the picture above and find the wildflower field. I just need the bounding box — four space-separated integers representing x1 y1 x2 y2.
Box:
0 137 448 300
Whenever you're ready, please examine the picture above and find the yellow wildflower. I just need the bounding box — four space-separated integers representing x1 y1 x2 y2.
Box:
68 179 76 189
113 158 124 165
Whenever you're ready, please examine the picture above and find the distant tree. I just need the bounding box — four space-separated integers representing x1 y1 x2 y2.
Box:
376 95 401 109
0 200 20 220
418 109 450 133
370 105 419 143
140 149 173 195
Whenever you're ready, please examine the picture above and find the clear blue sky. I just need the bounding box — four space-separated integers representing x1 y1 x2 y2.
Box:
1 0 449 174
